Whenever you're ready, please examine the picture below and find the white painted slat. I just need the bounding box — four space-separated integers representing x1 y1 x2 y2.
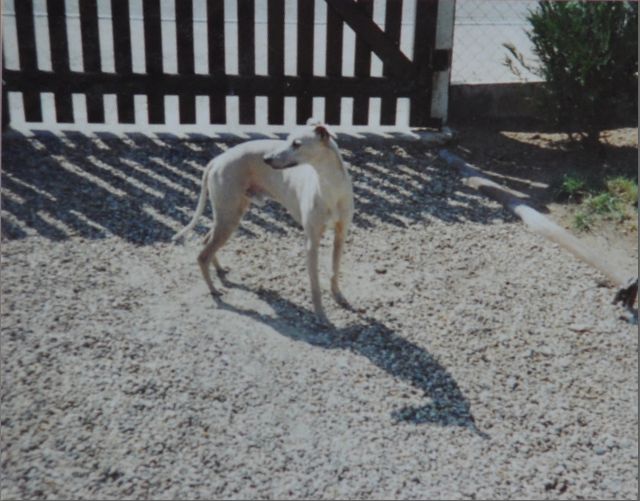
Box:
313 0 327 77
312 97 325 124
129 0 145 73
40 92 56 123
283 0 297 76
72 93 87 124
2 0 20 70
160 0 177 74
195 95 209 125
431 0 456 121
8 92 25 125
33 0 52 71
134 95 148 125
370 0 386 77
193 0 208 74
165 95 179 125
400 0 416 60
284 97 296 126
224 0 238 75
104 94 119 125
369 97 381 127
226 95 240 126
97 0 115 73
255 2 268 76
396 97 410 128
65 0 83 71
340 97 354 127
341 23 356 78
255 96 268 126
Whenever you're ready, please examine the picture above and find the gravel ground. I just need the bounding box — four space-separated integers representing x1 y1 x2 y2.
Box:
1 130 637 500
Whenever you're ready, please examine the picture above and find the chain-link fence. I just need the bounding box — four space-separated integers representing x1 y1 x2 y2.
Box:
451 0 543 85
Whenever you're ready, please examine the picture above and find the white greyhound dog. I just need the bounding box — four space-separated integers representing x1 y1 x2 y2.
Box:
173 119 354 323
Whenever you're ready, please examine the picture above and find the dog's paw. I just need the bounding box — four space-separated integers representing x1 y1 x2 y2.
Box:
333 291 352 310
315 311 330 327
215 266 230 278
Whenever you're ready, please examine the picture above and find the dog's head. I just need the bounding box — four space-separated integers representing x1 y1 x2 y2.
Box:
263 119 337 170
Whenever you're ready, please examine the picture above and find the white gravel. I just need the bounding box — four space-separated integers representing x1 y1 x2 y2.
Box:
1 130 637 500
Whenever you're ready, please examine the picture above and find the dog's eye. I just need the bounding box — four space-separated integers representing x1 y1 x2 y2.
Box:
292 140 302 149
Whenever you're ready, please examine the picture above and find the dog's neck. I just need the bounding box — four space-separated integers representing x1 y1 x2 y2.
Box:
316 140 347 175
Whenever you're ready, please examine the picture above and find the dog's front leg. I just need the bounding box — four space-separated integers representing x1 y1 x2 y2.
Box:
331 220 350 308
306 232 328 324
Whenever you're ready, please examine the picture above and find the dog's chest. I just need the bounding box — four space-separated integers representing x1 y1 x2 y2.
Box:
279 163 352 226
315 170 351 221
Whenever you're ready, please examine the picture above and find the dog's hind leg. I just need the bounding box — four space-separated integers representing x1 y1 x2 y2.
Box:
197 198 249 295
202 229 227 277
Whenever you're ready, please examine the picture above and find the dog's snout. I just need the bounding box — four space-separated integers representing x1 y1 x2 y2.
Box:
263 154 274 166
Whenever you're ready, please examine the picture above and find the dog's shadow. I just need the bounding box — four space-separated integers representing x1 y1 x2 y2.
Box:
213 278 489 438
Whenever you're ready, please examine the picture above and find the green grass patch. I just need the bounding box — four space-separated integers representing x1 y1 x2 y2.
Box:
560 174 638 232
573 211 594 232
560 172 588 201
606 176 638 206
586 192 622 216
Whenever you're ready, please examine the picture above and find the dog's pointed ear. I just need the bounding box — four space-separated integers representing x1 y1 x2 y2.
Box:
313 123 337 141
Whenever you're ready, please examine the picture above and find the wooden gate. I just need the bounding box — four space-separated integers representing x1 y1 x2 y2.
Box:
2 0 454 131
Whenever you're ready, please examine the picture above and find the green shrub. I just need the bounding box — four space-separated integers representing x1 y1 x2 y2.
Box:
506 1 638 146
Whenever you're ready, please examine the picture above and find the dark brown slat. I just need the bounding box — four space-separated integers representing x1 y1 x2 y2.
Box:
410 0 437 127
14 1 38 73
207 0 226 124
111 0 135 123
143 0 164 124
380 0 402 125
79 0 104 123
3 70 423 97
47 0 73 122
237 0 255 124
324 1 342 125
176 0 195 123
296 0 314 124
47 0 70 72
15 0 42 121
267 0 285 125
324 0 415 78
353 0 373 125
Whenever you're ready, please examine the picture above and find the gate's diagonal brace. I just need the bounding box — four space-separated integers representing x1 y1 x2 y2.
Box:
439 149 638 324
323 0 416 79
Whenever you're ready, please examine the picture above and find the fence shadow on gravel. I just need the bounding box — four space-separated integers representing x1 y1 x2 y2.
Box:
215 280 490 438
1 130 513 243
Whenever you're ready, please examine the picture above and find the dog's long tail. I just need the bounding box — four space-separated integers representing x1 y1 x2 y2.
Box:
172 161 214 241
